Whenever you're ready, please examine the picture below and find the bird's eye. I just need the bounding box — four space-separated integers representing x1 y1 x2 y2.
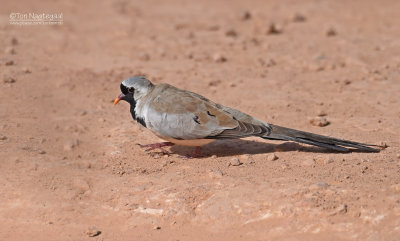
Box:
128 87 134 93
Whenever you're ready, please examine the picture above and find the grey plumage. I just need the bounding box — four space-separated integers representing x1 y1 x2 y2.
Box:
114 76 381 153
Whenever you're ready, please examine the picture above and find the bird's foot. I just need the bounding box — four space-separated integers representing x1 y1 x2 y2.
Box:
138 142 175 154
180 146 202 159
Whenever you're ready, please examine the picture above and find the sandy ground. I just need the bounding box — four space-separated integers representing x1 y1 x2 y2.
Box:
1 0 400 240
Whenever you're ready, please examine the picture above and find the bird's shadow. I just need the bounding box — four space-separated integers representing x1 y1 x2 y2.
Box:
168 139 337 158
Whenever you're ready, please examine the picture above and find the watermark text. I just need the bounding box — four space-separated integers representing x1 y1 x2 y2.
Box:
9 12 63 25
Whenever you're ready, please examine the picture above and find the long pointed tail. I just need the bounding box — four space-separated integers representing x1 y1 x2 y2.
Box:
263 124 381 152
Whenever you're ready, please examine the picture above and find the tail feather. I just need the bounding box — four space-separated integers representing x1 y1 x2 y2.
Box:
263 124 381 152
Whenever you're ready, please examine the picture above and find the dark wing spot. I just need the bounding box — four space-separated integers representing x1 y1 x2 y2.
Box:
207 111 216 117
193 116 200 124
204 121 271 139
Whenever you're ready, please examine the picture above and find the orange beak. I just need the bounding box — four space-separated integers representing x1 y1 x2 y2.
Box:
113 93 125 106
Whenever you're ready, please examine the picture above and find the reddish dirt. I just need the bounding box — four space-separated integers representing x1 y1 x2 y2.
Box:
1 0 400 240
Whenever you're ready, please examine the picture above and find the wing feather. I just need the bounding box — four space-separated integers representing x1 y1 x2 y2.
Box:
141 84 271 140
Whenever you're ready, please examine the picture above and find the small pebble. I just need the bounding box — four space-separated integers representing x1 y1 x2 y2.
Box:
240 154 255 164
267 58 277 67
213 53 227 63
208 79 221 87
292 13 306 22
3 76 16 83
396 153 400 159
0 134 7 140
315 65 325 72
64 139 80 151
267 153 279 161
324 157 334 164
5 47 16 55
153 226 161 230
22 67 31 73
267 22 282 34
281 164 289 170
208 169 223 178
317 110 327 116
38 150 46 154
239 10 251 21
5 60 14 66
11 37 18 45
229 157 242 166
302 158 315 166
343 79 352 85
186 52 193 59
329 204 347 216
391 184 400 193
162 160 174 167
150 153 161 159
86 227 101 237
310 116 330 127
326 27 337 36
225 29 238 37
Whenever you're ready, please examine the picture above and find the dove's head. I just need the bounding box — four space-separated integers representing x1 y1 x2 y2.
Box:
114 76 154 105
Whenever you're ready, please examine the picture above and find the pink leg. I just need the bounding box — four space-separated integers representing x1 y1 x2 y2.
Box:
139 142 175 153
